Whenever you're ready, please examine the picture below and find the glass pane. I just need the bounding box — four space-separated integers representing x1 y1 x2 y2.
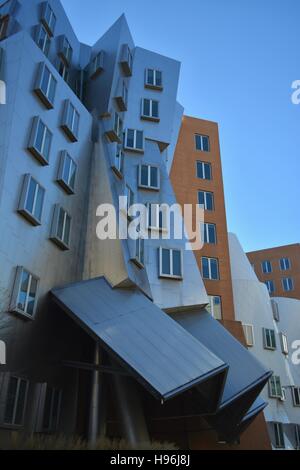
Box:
136 131 143 150
203 136 210 152
204 163 211 179
155 70 162 87
41 66 50 96
35 120 45 153
4 377 18 424
147 69 154 85
43 387 53 430
202 257 209 279
63 214 71 246
195 135 202 150
150 166 158 188
17 270 30 311
57 208 65 240
210 259 219 280
67 103 74 129
143 99 150 116
206 192 214 211
213 296 222 319
14 379 27 425
69 161 76 189
25 178 37 214
161 249 171 275
62 154 71 184
198 191 204 206
38 27 46 49
126 129 134 148
26 276 38 316
140 165 148 186
172 250 181 277
197 162 203 178
208 224 216 243
152 100 159 118
48 75 56 103
43 128 51 160
34 185 44 221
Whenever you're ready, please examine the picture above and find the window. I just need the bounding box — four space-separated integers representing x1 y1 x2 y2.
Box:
132 236 145 268
295 425 300 449
280 333 289 355
36 24 50 56
138 164 160 190
115 80 128 111
159 248 183 279
4 376 29 426
114 112 123 141
242 324 254 347
34 63 57 109
42 386 62 432
196 161 212 180
28 117 52 165
261 260 272 274
10 266 39 318
195 134 210 152
207 296 222 320
201 223 217 244
141 98 159 121
271 299 280 321
59 36 73 65
292 387 300 407
147 203 167 232
120 44 133 76
124 129 144 152
263 328 276 350
41 2 56 36
269 375 282 399
265 280 275 294
57 151 77 194
282 277 294 292
90 50 104 78
50 205 71 250
125 185 134 218
0 15 9 41
198 191 214 211
18 174 45 226
202 257 219 280
111 147 124 177
274 422 285 449
57 59 69 82
61 100 80 142
145 69 162 89
280 257 291 271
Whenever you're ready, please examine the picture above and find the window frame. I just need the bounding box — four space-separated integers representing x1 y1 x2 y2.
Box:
57 151 77 194
271 299 280 321
61 100 80 142
141 98 160 122
111 146 124 178
207 295 222 320
201 257 220 280
59 35 73 66
263 328 276 350
202 222 217 244
242 323 255 347
50 204 72 251
9 266 40 320
274 422 285 449
90 50 104 79
198 190 214 211
292 387 300 407
36 24 51 56
18 174 45 226
280 332 289 355
138 164 160 191
41 2 56 37
34 62 57 109
147 203 168 233
124 129 144 153
261 260 272 274
124 184 134 220
0 15 9 41
280 257 291 271
196 160 212 180
195 134 210 152
3 376 29 428
131 236 145 269
265 279 275 294
159 247 183 280
282 277 294 292
145 68 163 90
269 375 282 399
28 116 52 165
120 44 133 76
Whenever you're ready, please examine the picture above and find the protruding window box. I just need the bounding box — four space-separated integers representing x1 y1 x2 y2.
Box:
141 98 160 122
18 174 45 226
28 117 52 165
41 1 56 37
34 62 57 109
10 266 39 320
50 204 71 251
130 237 145 269
105 112 123 143
35 24 51 57
145 69 163 91
58 35 73 66
111 147 124 178
159 247 183 280
57 151 77 194
90 51 104 79
138 164 160 190
124 129 144 154
120 44 133 76
115 80 128 112
61 100 80 142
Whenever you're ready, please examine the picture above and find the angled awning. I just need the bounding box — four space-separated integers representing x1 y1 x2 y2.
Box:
51 277 228 406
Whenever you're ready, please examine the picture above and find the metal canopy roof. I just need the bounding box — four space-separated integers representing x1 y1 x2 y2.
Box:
51 277 228 402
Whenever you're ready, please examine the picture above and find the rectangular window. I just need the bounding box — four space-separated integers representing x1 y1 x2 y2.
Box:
282 277 294 292
265 280 275 294
195 134 210 152
61 100 80 142
261 260 272 274
198 191 214 211
274 422 285 449
124 129 144 153
196 161 212 180
0 15 9 41
207 295 222 320
120 44 133 76
242 324 254 347
50 205 71 250
112 147 124 178
159 248 183 279
271 299 280 321
42 386 62 432
295 425 300 449
10 266 39 318
57 151 77 194
263 328 276 350
145 69 162 89
280 333 289 355
269 375 282 399
141 98 159 121
36 24 51 56
202 257 219 280
280 257 291 271
90 50 104 78
28 117 52 165
59 36 73 65
57 59 69 83
132 236 145 268
41 2 56 36
125 185 134 219
201 222 217 244
115 80 128 111
147 203 167 232
4 376 29 426
34 62 57 109
138 164 160 190
292 387 300 407
18 174 45 226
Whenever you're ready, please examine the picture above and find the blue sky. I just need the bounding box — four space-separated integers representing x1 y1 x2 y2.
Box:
61 0 300 252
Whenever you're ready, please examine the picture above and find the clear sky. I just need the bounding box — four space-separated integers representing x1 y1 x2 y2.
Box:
61 0 300 252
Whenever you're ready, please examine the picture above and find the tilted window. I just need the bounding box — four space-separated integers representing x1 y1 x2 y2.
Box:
18 174 45 226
